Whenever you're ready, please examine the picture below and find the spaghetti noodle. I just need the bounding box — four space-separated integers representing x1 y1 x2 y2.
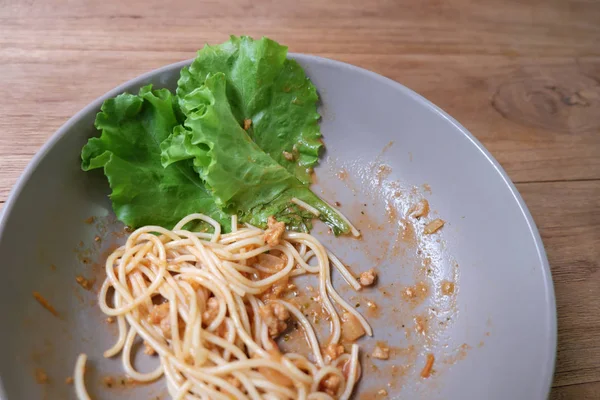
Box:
77 213 372 399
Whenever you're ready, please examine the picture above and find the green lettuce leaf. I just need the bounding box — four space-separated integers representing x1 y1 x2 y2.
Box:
81 85 230 229
177 35 323 185
162 73 349 234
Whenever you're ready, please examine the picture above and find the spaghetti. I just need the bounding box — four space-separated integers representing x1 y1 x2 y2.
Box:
77 213 372 399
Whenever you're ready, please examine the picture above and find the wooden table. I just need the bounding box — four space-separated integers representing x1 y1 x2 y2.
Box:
1 0 599 398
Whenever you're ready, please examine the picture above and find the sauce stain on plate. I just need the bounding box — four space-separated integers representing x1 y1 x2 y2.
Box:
312 149 467 396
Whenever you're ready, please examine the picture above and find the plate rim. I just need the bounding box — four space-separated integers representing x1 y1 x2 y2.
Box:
0 54 557 399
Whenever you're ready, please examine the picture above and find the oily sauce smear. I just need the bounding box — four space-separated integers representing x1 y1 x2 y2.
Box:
312 148 465 397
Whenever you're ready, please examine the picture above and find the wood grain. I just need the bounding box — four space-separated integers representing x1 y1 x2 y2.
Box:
518 181 600 388
1 0 599 398
551 381 600 400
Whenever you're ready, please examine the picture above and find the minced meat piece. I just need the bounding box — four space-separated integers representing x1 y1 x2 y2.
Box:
324 343 345 362
409 199 430 218
203 297 219 326
359 269 377 287
372 343 390 360
148 302 183 339
264 216 286 246
320 374 341 396
259 303 290 337
423 219 444 234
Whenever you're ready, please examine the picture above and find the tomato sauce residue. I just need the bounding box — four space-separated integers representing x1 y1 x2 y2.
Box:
401 281 430 306
315 151 465 396
441 280 455 295
35 368 49 384
32 292 60 318
413 314 429 335
101 375 140 388
420 353 435 378
444 343 472 365
75 275 95 291
364 298 381 319
75 214 126 293
375 165 392 185
382 141 394 154
337 169 349 181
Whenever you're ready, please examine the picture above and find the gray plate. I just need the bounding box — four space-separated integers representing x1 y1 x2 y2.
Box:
0 55 556 400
